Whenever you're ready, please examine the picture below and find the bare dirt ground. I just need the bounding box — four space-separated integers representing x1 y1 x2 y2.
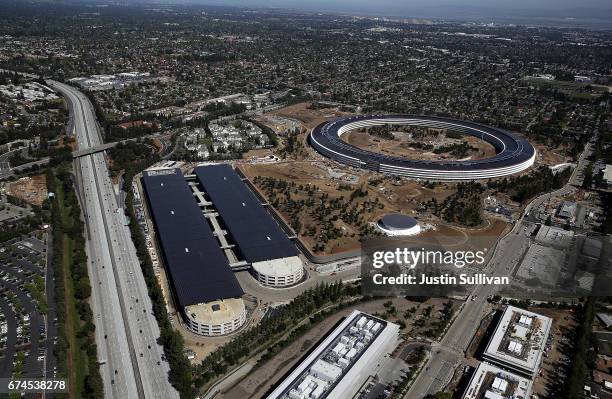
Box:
343 130 497 162
267 102 353 130
419 218 510 253
531 307 577 398
221 297 460 399
5 174 47 206
238 103 515 255
534 142 571 166
241 147 276 161
240 159 509 255
150 137 165 155
240 161 456 253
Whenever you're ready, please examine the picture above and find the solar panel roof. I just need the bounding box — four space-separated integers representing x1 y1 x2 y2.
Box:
311 114 536 171
194 164 299 263
141 168 243 308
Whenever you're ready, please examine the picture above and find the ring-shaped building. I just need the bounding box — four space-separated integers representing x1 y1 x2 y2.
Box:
309 114 536 180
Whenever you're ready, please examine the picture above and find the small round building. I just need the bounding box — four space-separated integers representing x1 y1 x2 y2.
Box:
377 214 421 236
184 298 246 336
251 257 305 288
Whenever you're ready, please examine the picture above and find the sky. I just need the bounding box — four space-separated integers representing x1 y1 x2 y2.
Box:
174 0 612 18
63 0 612 25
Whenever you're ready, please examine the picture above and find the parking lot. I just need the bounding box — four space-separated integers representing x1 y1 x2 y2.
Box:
0 194 35 224
0 232 57 383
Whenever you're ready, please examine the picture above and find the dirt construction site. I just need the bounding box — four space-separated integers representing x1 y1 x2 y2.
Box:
342 129 497 162
239 103 515 256
4 174 48 206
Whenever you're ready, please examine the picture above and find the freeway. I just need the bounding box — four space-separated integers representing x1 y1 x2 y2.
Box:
49 80 179 399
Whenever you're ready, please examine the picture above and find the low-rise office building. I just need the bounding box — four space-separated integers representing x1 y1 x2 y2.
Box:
483 305 552 378
462 362 533 399
267 310 399 399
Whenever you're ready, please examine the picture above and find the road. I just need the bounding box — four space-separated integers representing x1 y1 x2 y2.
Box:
0 147 24 179
49 80 179 399
405 141 594 398
0 144 51 180
405 229 529 398
72 134 167 158
234 261 361 303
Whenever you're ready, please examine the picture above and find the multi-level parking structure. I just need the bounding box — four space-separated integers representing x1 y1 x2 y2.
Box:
309 114 536 180
141 168 246 337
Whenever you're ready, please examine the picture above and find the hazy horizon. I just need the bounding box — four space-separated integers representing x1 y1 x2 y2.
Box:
45 0 612 28
1 0 608 29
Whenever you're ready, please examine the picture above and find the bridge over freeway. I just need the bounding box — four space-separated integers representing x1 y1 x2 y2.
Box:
72 131 167 157
1 141 132 179
72 141 119 158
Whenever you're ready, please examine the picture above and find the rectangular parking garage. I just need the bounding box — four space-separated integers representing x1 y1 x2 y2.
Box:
194 164 304 287
141 168 244 313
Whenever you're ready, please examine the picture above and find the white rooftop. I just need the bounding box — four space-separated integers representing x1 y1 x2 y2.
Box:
492 377 508 391
310 359 342 382
462 362 533 399
604 164 612 184
512 325 529 340
507 340 523 354
518 315 533 327
266 310 400 399
252 256 303 278
483 306 552 376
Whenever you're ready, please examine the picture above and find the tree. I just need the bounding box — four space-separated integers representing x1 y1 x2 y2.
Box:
428 392 452 399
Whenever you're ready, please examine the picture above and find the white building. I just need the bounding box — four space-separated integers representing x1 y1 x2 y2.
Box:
462 362 533 399
208 120 268 153
376 213 421 236
603 164 612 187
483 306 552 377
196 144 210 159
310 359 342 382
267 310 400 399
184 298 246 336
251 256 304 287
